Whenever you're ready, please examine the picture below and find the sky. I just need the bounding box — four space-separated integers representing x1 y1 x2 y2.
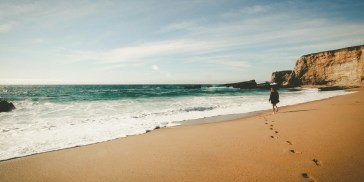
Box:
1 0 364 84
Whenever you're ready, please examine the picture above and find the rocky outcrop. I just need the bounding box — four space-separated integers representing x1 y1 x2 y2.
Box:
223 80 257 89
271 70 292 87
288 45 364 86
256 82 271 89
318 86 356 91
183 85 202 89
0 100 16 112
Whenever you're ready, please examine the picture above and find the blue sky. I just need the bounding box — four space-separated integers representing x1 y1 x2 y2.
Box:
1 0 364 84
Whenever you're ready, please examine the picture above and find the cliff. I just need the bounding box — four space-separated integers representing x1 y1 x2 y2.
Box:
288 45 364 87
271 70 292 87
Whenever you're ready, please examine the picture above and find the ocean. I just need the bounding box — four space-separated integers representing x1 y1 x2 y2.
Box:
0 85 350 161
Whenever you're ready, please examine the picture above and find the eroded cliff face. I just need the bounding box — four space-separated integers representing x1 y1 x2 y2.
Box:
288 45 364 86
271 70 292 87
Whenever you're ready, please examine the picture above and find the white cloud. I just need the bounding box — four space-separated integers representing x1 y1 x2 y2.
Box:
0 23 13 33
62 14 364 73
222 5 270 17
64 39 226 63
0 1 112 26
3 1 363 84
158 21 199 33
0 78 94 85
185 54 252 69
0 3 38 17
218 60 251 69
101 64 125 72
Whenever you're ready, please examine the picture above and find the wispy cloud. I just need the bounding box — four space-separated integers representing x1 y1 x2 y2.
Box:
1 0 364 84
0 1 112 27
64 39 225 63
157 21 199 33
222 5 270 17
0 23 14 33
215 60 251 69
64 14 364 67
0 78 96 85
0 2 38 17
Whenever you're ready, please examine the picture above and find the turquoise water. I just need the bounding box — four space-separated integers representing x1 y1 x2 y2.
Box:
0 85 268 102
0 85 350 161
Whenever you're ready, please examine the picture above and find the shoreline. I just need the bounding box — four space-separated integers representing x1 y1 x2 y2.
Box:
177 88 355 126
0 107 266 163
1 89 363 181
0 89 354 162
0 104 266 163
0 89 351 162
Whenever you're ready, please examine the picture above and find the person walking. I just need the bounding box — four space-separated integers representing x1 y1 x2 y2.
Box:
269 85 279 114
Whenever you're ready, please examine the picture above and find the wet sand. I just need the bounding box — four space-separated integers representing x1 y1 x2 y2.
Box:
0 89 363 182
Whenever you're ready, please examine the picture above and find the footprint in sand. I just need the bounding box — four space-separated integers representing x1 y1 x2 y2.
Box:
289 149 301 154
270 136 278 139
301 173 316 181
286 141 293 145
265 122 268 125
270 124 273 127
270 127 274 130
274 131 279 134
271 120 275 122
313 159 322 166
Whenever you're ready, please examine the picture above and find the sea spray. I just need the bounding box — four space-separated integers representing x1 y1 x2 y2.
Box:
0 85 350 160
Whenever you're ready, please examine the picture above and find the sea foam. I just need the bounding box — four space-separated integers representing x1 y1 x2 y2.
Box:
0 87 351 161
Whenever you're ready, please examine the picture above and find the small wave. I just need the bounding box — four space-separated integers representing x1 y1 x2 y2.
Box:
131 106 217 118
206 86 226 89
205 86 239 89
0 88 351 161
184 106 215 112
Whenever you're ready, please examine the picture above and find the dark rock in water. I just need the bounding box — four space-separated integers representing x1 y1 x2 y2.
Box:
256 82 271 89
223 80 257 89
318 86 357 91
0 100 16 112
287 88 303 92
271 70 292 87
319 86 344 91
184 85 202 89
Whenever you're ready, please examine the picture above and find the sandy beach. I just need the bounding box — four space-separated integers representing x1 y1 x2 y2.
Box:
0 89 363 182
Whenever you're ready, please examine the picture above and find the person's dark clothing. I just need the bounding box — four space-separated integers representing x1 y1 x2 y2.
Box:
269 91 279 104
